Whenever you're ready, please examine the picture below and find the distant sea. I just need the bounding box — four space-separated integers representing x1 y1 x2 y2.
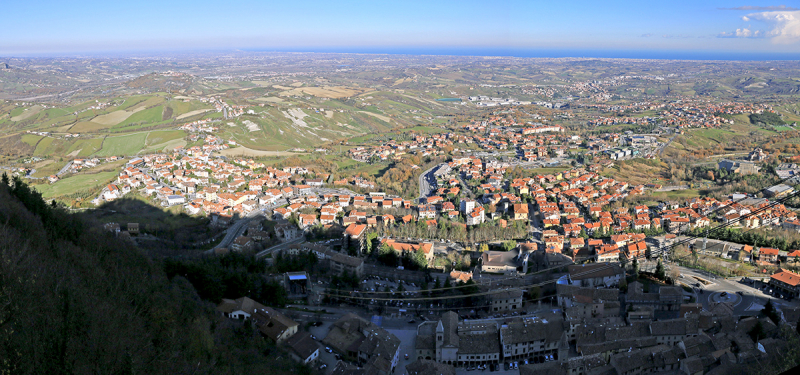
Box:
248 47 800 61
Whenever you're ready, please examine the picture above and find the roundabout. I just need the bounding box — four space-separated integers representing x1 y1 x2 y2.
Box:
708 291 741 306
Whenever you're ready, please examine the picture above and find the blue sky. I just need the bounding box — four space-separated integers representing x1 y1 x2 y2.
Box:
2 1 800 56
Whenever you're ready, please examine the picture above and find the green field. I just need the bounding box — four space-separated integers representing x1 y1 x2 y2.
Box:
649 189 700 200
33 137 55 156
70 121 110 132
67 138 105 157
9 107 25 117
94 133 148 157
116 106 164 128
21 134 43 147
35 171 118 199
31 161 62 178
142 130 186 153
117 95 160 111
146 130 185 145
399 125 446 134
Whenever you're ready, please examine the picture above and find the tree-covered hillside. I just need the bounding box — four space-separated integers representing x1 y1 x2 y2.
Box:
0 174 308 375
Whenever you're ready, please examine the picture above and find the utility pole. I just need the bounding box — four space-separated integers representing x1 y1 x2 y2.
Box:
702 228 708 255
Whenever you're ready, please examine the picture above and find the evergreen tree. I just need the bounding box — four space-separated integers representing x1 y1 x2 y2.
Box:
412 249 428 269
763 300 780 324
655 259 666 281
749 320 765 342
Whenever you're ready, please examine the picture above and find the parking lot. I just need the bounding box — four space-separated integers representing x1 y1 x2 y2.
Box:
359 275 427 314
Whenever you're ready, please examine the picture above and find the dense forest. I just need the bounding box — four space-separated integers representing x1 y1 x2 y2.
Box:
0 174 308 375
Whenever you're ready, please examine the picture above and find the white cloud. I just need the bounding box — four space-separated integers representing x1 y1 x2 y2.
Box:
746 10 800 43
720 5 798 11
718 28 763 38
742 16 750 21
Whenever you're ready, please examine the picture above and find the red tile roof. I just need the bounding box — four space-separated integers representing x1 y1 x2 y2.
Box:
771 270 800 287
344 224 366 237
760 247 780 256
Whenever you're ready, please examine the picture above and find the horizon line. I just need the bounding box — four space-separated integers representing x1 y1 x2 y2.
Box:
3 46 800 62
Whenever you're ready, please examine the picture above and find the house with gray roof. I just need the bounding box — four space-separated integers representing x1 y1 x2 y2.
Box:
415 312 503 368
456 322 501 367
285 331 319 364
323 313 400 373
405 359 455 375
500 317 567 363
489 289 524 312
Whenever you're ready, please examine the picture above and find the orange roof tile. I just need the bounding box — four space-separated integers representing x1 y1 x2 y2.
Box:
771 270 800 287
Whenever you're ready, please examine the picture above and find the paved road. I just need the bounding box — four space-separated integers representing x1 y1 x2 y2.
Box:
417 165 439 203
455 172 475 199
56 161 73 176
657 134 678 156
670 265 799 315
255 237 304 258
208 219 250 253
25 169 38 179
205 209 266 254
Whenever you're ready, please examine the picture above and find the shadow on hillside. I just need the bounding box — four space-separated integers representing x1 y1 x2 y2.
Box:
79 197 229 256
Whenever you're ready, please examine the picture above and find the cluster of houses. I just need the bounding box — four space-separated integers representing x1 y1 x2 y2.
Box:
405 261 799 375
67 156 121 174
583 99 772 129
212 260 800 375
217 297 320 365
217 295 409 375
179 118 219 133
